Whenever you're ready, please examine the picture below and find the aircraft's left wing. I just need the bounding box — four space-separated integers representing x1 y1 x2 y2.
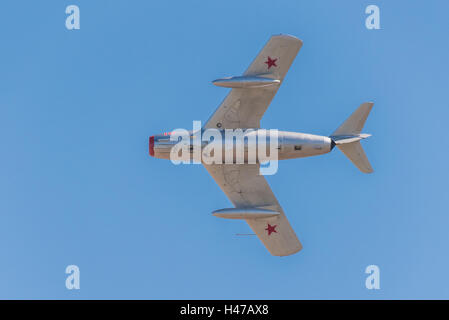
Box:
203 163 302 256
204 35 303 129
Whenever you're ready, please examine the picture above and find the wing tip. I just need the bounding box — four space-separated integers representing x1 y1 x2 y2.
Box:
271 243 303 257
272 34 303 45
363 101 375 109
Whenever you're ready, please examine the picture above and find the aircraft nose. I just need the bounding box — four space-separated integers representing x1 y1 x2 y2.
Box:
149 136 155 157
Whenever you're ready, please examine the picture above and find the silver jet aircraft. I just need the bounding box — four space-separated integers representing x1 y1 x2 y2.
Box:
149 35 373 256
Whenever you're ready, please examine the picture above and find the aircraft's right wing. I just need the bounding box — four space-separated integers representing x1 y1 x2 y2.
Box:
203 163 302 256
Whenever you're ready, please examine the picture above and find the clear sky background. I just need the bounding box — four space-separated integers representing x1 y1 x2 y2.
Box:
1 0 448 299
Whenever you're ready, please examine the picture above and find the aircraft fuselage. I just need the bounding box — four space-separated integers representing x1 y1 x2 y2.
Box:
149 129 335 163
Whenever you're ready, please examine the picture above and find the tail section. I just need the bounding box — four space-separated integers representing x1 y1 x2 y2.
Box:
335 141 373 173
332 102 373 136
330 102 374 173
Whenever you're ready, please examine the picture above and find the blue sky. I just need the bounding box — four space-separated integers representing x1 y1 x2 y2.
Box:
1 0 449 299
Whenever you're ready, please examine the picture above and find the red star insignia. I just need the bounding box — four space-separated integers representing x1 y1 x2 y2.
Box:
264 56 277 69
265 223 277 236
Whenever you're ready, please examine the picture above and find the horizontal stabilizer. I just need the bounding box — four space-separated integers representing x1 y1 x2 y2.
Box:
337 141 373 173
331 102 374 174
332 102 374 136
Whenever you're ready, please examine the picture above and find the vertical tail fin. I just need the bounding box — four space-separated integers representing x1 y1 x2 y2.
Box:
331 102 374 173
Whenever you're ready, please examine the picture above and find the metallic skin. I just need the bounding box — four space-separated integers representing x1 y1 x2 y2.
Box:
148 35 373 256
